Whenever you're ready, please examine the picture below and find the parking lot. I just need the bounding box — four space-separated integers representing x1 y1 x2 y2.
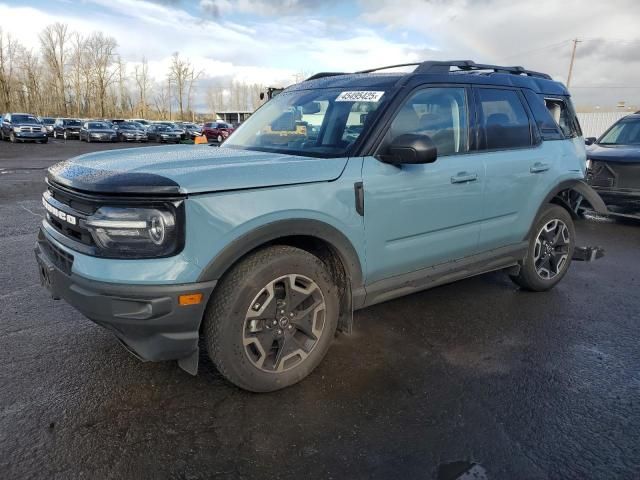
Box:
1 140 639 479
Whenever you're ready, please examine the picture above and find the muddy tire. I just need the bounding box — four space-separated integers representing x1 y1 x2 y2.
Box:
203 245 339 392
510 205 575 292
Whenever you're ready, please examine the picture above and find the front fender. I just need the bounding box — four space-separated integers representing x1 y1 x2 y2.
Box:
196 218 364 290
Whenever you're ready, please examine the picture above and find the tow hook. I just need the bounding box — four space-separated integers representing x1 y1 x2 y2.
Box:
572 246 605 262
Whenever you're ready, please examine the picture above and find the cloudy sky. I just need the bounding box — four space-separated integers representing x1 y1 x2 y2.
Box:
1 0 639 109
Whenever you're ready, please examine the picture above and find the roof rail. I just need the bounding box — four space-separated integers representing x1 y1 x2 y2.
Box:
355 63 422 74
414 60 552 79
303 60 552 83
305 72 347 81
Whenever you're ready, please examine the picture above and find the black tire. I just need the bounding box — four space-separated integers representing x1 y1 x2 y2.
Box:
217 134 223 143
86 135 91 143
510 204 575 292
9 131 16 143
203 245 339 392
53 130 57 139
63 130 68 140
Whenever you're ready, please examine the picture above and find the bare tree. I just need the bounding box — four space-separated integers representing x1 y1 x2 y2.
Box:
19 48 43 114
68 32 88 117
134 56 151 118
0 28 21 112
153 80 170 118
116 56 131 117
86 31 118 118
39 23 69 115
168 52 201 120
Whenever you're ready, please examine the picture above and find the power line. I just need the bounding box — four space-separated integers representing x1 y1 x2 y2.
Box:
499 39 571 61
570 86 640 89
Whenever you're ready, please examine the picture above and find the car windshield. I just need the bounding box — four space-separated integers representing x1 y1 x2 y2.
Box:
599 118 640 145
157 125 171 131
12 114 40 123
89 122 109 129
222 88 389 158
66 120 81 126
42 118 55 124
120 124 138 130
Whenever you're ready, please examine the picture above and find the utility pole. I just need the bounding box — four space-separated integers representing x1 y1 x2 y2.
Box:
566 38 581 88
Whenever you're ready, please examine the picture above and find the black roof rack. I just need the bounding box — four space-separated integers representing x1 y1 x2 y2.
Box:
305 60 552 82
413 60 552 79
305 72 347 81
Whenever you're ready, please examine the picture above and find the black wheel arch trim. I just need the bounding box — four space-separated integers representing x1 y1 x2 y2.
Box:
525 179 607 241
196 219 364 291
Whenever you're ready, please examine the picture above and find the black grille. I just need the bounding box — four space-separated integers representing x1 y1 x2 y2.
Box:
590 161 640 189
38 230 74 275
45 183 97 247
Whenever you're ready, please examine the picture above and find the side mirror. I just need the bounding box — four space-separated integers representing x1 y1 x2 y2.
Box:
585 137 597 146
382 134 438 165
302 101 321 114
259 92 265 101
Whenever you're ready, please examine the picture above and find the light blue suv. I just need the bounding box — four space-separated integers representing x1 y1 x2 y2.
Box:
35 61 607 391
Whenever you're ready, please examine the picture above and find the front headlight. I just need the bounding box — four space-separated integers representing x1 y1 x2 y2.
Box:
13 126 20 132
41 127 47 133
85 205 182 258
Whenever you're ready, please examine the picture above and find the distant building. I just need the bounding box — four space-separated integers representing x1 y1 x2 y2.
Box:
214 111 252 125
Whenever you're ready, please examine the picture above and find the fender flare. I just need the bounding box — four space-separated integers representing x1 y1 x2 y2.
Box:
525 179 608 240
196 218 364 291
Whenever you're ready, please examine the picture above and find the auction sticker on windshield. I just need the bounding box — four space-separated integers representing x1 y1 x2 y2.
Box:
335 91 385 102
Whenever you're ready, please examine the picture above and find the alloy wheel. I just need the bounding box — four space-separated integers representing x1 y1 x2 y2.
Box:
243 274 326 373
533 219 570 280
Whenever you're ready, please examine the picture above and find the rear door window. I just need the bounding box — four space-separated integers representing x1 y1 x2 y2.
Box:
477 88 532 150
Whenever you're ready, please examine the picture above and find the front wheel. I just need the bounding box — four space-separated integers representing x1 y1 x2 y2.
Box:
9 131 16 143
203 246 339 392
510 204 575 291
217 134 223 143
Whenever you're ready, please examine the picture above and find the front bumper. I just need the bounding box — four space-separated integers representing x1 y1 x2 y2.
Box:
34 228 217 368
15 132 47 140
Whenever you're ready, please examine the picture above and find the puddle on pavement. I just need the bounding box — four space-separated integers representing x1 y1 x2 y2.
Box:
437 461 488 480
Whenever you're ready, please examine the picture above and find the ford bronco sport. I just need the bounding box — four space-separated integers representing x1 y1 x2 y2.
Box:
35 60 607 392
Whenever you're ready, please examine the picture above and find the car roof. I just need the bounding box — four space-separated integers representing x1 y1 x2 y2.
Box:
285 60 569 97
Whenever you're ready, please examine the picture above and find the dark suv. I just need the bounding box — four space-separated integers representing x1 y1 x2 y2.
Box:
1 113 48 143
53 118 83 140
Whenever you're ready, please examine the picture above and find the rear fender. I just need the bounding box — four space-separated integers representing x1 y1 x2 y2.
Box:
526 179 608 240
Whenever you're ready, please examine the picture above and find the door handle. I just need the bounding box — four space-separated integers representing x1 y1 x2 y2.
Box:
451 172 478 184
530 162 550 173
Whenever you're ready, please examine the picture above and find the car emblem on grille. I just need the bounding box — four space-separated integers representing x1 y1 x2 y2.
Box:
42 196 77 225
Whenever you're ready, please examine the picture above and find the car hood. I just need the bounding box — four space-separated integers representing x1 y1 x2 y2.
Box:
587 144 640 164
47 145 348 195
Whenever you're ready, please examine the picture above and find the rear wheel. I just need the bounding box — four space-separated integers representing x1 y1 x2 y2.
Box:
204 246 339 392
510 204 575 291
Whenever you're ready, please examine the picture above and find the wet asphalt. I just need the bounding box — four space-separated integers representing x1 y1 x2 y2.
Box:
1 140 639 479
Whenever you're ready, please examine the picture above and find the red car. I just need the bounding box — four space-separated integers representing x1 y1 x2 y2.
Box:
202 121 234 143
